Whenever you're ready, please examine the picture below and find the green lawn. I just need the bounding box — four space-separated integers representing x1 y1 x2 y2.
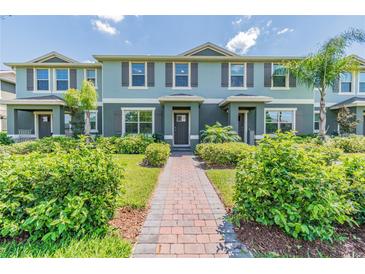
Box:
114 154 162 208
206 169 235 208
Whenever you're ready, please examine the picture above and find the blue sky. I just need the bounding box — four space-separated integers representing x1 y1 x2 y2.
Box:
0 16 364 69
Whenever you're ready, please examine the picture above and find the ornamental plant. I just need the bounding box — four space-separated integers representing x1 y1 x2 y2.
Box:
143 143 170 167
200 122 241 143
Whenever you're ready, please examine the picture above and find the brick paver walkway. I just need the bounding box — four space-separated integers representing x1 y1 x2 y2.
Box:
133 152 251 258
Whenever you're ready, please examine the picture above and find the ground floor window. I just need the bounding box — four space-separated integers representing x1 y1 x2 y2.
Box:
122 108 154 135
314 111 320 132
265 109 295 134
64 113 72 136
89 111 98 132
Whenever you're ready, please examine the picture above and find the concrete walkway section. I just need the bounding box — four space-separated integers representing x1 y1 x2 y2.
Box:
133 152 251 258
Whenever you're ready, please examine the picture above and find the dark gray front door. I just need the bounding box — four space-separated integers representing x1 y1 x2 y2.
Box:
238 113 246 142
38 114 52 138
174 113 189 145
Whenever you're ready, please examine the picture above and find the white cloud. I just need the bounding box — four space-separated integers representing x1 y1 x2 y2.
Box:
98 15 124 23
266 20 272 27
92 20 118 35
226 27 261 54
232 18 242 25
124 40 132 45
232 15 251 26
243 15 252 20
277 28 294 35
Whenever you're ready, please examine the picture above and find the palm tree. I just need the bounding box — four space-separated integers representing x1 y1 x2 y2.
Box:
200 122 241 143
285 28 365 140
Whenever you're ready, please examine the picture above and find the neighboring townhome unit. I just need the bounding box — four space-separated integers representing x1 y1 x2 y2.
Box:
314 55 365 135
0 71 16 132
4 52 102 139
7 43 363 148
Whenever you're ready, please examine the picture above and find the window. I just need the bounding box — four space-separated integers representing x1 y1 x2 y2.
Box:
123 109 154 135
90 111 97 132
230 63 245 88
314 111 320 132
86 69 97 87
64 113 72 136
174 63 189 87
131 63 146 87
359 72 365 93
272 63 288 88
55 69 69 91
36 69 49 91
340 72 352 93
265 109 295 134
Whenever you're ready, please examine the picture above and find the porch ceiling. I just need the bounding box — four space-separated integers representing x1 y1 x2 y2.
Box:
219 94 273 107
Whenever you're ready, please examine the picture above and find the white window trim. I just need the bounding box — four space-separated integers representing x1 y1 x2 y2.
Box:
53 68 70 93
339 71 355 95
85 110 98 133
228 62 247 90
172 109 191 147
264 108 297 134
33 111 53 139
84 68 98 89
271 63 290 90
172 62 191 90
358 71 365 93
313 110 320 133
34 68 51 93
121 107 155 136
129 61 148 89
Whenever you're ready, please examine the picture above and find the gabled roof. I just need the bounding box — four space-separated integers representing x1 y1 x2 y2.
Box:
330 97 365 110
352 55 365 67
28 51 78 63
179 42 238 57
0 70 15 84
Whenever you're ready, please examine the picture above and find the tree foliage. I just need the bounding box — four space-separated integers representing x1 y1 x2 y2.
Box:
336 106 359 135
200 122 241 143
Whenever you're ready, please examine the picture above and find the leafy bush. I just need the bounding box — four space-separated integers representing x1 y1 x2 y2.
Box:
327 135 365 153
196 142 255 167
294 143 343 165
342 156 365 224
143 143 170 167
0 144 123 242
0 133 14 145
234 132 354 241
200 122 241 143
96 135 155 154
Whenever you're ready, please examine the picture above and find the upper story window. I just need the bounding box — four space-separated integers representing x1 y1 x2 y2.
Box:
230 63 245 88
359 72 365 93
86 69 97 87
131 63 146 87
174 63 190 88
265 109 295 134
340 72 352 93
36 69 49 91
55 69 69 91
272 63 288 88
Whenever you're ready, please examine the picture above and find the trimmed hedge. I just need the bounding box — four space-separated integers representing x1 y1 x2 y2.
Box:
143 143 170 167
0 144 123 242
234 132 354 241
328 135 365 153
195 142 255 167
96 135 155 154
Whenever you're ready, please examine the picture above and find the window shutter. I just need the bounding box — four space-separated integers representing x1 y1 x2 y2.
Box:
191 63 198 87
27 68 34 91
121 62 129 87
221 63 228 87
333 77 340 93
70 69 77 89
246 63 254 88
147 62 155 87
264 63 272 87
114 111 122 135
165 63 173 87
289 72 296 88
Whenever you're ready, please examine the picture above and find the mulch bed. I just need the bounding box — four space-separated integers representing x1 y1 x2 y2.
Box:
235 220 365 258
109 207 148 243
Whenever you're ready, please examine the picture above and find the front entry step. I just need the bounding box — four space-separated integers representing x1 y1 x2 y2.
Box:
172 146 192 152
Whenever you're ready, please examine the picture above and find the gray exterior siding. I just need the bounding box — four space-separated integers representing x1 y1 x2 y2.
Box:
199 104 228 130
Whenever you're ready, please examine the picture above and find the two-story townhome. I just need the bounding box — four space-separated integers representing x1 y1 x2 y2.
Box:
0 70 16 132
314 55 365 135
4 42 364 148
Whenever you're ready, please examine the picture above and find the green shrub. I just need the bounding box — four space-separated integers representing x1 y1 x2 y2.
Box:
96 135 155 154
143 143 170 167
328 135 365 153
342 156 365 224
196 142 255 167
0 133 14 145
234 132 353 241
200 122 241 143
0 144 123 242
294 143 343 165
